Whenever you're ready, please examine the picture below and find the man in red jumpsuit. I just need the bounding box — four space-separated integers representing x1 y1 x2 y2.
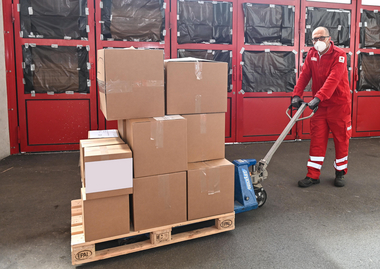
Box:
291 26 351 188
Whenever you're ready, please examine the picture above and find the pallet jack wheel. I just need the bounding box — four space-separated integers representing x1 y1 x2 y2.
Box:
254 187 267 208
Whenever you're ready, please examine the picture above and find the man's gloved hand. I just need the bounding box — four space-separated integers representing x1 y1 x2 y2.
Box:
308 97 320 110
291 96 302 109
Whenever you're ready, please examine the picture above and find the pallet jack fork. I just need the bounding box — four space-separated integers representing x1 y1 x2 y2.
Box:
233 103 316 213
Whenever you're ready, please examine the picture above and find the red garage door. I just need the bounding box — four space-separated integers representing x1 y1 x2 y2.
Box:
11 0 98 152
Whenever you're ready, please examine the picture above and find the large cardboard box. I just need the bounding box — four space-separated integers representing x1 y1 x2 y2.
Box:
165 58 228 115
133 172 187 231
187 159 234 220
82 189 130 242
84 144 133 198
182 113 225 163
97 49 165 120
79 137 125 183
125 115 187 178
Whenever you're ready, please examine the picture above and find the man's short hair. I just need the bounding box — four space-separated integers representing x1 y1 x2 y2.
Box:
314 26 330 36
321 27 330 36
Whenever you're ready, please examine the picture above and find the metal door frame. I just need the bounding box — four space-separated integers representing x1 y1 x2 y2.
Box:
236 0 301 143
352 0 380 137
170 0 238 143
297 0 357 140
2 0 18 154
12 0 98 152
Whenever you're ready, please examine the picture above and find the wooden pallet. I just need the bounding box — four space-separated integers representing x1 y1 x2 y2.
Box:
71 199 235 265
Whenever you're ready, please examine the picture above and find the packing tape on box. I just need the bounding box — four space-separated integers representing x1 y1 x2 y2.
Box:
200 164 221 196
98 80 106 93
98 80 164 93
158 174 171 209
151 119 164 149
194 60 203 80
195 95 202 113
100 146 110 161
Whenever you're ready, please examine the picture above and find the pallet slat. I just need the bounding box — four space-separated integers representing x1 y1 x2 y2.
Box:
71 199 235 265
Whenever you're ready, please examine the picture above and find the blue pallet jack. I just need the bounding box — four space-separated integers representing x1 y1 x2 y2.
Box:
233 103 316 213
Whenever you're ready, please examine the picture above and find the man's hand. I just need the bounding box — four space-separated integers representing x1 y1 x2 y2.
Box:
291 96 303 109
308 97 320 110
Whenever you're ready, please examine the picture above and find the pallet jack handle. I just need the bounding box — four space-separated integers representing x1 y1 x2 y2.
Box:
251 102 316 185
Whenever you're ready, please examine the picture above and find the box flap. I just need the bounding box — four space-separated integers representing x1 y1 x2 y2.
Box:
164 57 213 63
84 144 132 162
97 49 105 82
80 137 124 148
88 129 119 139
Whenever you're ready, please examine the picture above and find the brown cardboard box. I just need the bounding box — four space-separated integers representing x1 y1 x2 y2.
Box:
187 159 234 220
182 113 225 163
126 115 187 178
165 58 228 115
133 172 187 231
82 189 130 242
84 144 133 196
97 49 165 120
79 137 125 183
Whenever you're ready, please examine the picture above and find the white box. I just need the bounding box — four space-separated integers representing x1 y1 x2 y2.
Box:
84 144 133 198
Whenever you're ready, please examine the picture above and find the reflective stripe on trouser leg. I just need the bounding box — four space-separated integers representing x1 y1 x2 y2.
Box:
307 107 329 179
334 156 348 171
327 103 351 175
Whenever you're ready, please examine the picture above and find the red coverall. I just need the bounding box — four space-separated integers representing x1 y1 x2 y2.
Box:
293 41 351 179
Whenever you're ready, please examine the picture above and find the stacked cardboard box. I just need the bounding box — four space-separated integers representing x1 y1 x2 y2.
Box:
80 141 133 241
165 58 235 220
79 49 235 241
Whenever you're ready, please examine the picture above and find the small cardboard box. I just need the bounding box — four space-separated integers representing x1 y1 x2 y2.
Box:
88 129 119 139
125 115 187 178
79 137 125 183
187 159 234 220
133 172 187 231
97 49 165 120
182 113 225 163
84 144 133 197
165 58 228 115
82 189 130 242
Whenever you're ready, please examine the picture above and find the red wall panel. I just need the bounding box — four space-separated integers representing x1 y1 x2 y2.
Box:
241 96 293 138
26 100 90 145
355 95 380 133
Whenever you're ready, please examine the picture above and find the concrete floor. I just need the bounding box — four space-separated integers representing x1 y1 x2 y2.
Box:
1 137 380 269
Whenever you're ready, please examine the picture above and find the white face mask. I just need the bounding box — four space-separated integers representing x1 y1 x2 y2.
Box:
314 40 327 53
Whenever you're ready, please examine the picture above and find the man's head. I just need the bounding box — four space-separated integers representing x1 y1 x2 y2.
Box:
312 27 331 54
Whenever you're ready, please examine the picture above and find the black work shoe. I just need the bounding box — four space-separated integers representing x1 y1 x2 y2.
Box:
298 177 320 188
334 170 345 187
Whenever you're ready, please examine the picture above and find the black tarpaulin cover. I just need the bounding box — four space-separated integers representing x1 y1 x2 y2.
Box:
243 3 294 46
360 10 380 48
357 53 380 91
301 51 351 91
101 0 165 41
177 49 232 91
177 0 232 44
305 7 350 47
23 45 89 93
242 51 296 92
20 0 88 39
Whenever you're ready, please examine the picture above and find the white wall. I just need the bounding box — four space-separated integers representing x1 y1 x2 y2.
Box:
0 1 10 160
